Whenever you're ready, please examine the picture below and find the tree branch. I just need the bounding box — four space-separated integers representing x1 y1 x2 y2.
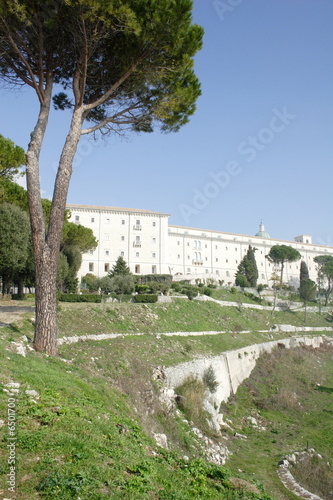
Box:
82 49 148 113
81 101 144 135
6 32 44 103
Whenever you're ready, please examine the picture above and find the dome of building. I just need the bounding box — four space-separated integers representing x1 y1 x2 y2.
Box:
255 221 270 238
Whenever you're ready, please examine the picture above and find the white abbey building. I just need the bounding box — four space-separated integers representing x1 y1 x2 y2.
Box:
67 204 333 288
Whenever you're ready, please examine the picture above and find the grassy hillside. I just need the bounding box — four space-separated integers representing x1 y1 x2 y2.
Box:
0 297 332 499
56 299 331 338
220 343 333 500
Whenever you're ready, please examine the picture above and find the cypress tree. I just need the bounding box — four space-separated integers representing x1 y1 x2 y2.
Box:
235 245 258 288
109 256 131 277
246 245 259 287
300 260 309 283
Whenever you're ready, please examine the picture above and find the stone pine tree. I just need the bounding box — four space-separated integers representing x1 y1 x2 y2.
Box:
266 245 301 286
314 255 333 307
235 245 258 288
0 0 203 354
266 244 301 314
0 203 30 294
0 135 26 181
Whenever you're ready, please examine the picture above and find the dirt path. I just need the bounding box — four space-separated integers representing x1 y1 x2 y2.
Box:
0 301 35 327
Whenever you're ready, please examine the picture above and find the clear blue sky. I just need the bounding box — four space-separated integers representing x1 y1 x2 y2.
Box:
1 0 332 245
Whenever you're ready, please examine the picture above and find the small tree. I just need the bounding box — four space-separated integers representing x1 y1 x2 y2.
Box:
107 275 135 298
235 273 248 288
300 279 316 321
109 256 132 277
314 255 333 307
81 273 100 292
299 260 309 300
266 245 301 285
300 261 309 283
246 245 259 287
266 246 301 315
256 283 264 298
235 245 258 288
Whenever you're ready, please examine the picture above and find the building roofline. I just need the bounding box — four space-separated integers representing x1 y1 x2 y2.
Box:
168 224 329 248
66 204 170 217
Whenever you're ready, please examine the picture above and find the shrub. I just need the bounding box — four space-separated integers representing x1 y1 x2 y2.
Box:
135 284 150 294
184 289 198 300
203 366 218 393
175 376 214 437
136 274 172 284
11 293 25 300
235 274 248 288
58 293 102 303
244 291 262 303
171 282 181 292
133 294 158 303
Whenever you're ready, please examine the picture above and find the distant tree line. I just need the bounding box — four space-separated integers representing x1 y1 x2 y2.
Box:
0 153 97 296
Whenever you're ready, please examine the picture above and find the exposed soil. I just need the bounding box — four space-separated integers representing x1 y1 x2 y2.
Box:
0 300 35 327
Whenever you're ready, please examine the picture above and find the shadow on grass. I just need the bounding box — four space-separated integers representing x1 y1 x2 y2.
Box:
315 385 333 394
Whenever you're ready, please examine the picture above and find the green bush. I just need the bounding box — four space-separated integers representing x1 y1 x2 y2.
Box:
244 291 262 303
133 294 158 303
235 274 248 288
203 365 218 393
181 286 199 300
135 284 150 294
136 274 172 283
58 293 102 303
11 293 25 300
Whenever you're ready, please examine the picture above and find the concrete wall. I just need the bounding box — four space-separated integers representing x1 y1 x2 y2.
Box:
164 336 333 410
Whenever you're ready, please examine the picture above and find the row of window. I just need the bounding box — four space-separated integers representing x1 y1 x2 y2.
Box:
75 215 157 227
103 235 157 244
176 241 320 262
88 262 157 274
89 251 157 258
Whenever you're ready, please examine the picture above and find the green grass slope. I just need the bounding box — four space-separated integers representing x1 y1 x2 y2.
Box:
0 297 332 499
0 329 273 499
220 343 333 500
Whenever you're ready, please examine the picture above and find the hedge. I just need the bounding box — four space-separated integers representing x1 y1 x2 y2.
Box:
133 294 158 303
58 293 102 303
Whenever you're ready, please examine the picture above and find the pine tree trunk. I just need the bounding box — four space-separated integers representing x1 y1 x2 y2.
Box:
28 103 84 355
30 238 60 354
33 245 58 354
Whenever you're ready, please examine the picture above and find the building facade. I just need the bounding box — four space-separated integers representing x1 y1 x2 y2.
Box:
67 204 333 288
